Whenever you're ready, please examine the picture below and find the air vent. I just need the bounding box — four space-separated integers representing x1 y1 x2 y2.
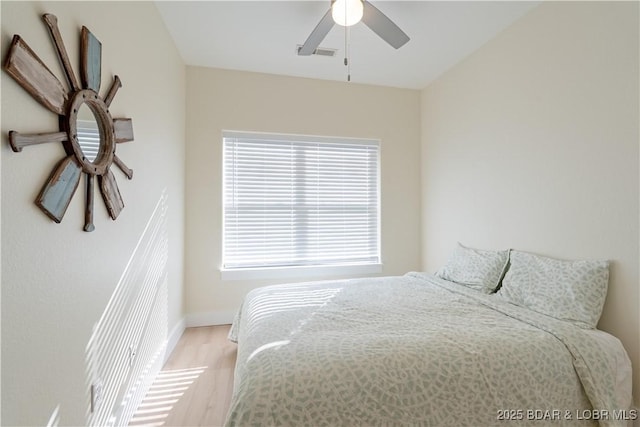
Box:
296 45 337 57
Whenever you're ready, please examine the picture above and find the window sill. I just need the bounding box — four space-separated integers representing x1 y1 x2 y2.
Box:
220 263 383 282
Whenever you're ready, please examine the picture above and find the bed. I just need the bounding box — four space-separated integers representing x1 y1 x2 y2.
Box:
225 247 633 427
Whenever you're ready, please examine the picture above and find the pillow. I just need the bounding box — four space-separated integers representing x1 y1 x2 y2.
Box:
496 251 609 328
435 242 510 294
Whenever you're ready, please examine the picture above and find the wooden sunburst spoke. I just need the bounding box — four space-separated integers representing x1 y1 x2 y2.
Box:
104 75 122 107
42 14 80 92
113 118 134 143
9 130 67 152
81 26 101 92
84 174 95 232
36 156 82 223
4 35 67 115
99 169 124 220
113 155 133 180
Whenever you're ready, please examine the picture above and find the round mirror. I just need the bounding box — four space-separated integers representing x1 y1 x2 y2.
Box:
76 103 100 163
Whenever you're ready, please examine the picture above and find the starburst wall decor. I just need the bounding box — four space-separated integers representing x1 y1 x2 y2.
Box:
4 14 134 232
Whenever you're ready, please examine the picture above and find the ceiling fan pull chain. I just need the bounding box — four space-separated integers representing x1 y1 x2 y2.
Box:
348 27 352 82
344 24 351 82
344 17 348 68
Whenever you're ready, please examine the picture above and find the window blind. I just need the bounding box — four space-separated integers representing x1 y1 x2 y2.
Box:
223 132 380 270
77 119 100 162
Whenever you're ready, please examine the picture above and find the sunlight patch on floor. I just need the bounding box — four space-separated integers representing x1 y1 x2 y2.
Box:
128 367 206 427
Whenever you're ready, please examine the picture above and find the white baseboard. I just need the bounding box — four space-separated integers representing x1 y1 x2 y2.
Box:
159 314 232 364
186 311 236 327
164 317 186 364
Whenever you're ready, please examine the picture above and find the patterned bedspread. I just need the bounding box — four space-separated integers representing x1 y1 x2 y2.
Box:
225 273 632 426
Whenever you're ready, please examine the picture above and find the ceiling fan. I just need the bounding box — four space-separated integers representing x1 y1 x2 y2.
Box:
298 0 410 56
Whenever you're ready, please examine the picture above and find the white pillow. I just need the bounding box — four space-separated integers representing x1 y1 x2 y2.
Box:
496 251 609 328
435 243 510 294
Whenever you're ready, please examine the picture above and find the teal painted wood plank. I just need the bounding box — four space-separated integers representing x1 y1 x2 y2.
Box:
82 27 102 92
36 156 82 223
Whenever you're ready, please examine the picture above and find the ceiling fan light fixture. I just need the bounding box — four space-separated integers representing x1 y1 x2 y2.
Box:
331 0 363 27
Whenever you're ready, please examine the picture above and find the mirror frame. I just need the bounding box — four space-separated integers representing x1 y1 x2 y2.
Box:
67 90 115 175
3 14 134 231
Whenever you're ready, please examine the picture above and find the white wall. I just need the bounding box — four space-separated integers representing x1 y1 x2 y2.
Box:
421 1 639 404
185 67 421 324
1 2 185 425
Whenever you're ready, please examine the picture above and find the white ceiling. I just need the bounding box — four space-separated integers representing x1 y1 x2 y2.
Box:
155 1 540 90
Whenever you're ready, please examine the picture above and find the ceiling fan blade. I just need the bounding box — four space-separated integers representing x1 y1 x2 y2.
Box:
362 1 410 49
299 9 334 56
36 155 82 223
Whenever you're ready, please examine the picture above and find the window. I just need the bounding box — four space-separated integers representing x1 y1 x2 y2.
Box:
222 131 380 278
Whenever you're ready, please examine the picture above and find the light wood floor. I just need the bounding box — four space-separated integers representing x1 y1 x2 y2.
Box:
129 325 237 427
